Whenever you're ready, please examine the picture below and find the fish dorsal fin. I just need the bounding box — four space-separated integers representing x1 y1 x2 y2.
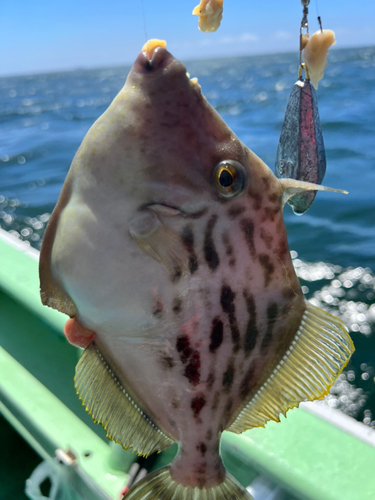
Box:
227 302 354 433
75 343 176 456
279 178 348 208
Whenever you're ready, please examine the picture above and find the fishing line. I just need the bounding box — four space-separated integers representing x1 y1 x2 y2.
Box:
140 0 148 42
315 0 323 31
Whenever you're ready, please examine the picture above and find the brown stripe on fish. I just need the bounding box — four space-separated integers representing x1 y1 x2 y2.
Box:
222 397 234 424
184 350 201 386
239 361 256 399
206 371 215 390
160 355 175 370
191 394 206 418
176 334 192 363
222 232 236 267
220 285 240 352
211 391 220 411
240 218 256 256
227 205 246 219
261 303 279 353
243 290 259 355
196 442 207 457
222 359 235 392
206 429 213 441
203 215 220 270
181 224 198 274
258 253 275 288
209 317 223 353
172 297 182 314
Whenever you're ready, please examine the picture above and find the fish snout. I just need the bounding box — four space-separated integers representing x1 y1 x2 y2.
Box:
134 46 175 74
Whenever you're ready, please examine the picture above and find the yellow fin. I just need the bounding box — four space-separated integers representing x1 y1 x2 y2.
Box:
228 302 354 433
125 466 252 500
75 343 175 456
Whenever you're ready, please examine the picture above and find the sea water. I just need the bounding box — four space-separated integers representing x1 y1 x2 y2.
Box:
0 46 374 426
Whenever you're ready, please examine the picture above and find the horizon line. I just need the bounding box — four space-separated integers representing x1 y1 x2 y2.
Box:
1 43 373 79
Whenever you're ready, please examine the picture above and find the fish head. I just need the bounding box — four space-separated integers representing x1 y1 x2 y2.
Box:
41 41 307 334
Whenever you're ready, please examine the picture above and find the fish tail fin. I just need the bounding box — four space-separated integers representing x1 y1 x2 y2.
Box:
124 466 253 500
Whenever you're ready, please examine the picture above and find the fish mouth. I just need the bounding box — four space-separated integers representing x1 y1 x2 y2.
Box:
133 45 175 74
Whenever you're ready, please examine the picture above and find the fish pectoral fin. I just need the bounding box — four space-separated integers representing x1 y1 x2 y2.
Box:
124 467 252 500
75 342 176 456
228 302 354 433
129 211 190 278
280 178 348 208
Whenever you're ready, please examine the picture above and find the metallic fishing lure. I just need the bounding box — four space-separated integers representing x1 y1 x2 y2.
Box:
275 0 327 214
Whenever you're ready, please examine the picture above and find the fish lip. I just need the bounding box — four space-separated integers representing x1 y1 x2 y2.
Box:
133 47 175 74
147 203 207 218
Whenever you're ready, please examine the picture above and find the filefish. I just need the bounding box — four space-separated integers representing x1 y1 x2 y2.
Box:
39 40 354 500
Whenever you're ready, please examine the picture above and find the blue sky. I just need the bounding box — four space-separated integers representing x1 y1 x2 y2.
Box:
0 0 374 76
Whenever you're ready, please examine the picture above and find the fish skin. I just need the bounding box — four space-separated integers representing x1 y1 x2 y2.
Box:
39 45 347 493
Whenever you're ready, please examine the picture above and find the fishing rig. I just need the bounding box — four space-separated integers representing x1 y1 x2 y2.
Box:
275 0 326 215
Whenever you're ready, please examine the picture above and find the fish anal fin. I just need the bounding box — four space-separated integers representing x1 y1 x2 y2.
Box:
228 302 354 433
74 342 176 456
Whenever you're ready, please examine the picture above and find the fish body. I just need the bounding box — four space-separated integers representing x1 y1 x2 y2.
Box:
40 42 353 500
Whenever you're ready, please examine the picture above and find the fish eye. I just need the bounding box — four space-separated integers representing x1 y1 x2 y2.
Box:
212 160 247 199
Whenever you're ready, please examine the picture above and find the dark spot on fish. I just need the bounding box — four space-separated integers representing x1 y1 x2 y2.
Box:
220 285 240 351
172 297 182 314
252 193 262 211
222 233 233 255
239 361 256 399
228 205 246 219
282 287 296 301
176 335 192 364
206 429 213 441
204 215 220 271
181 224 198 274
262 177 270 189
171 266 182 283
260 228 273 247
191 394 206 417
171 397 179 409
263 206 279 222
209 318 223 353
184 351 201 386
243 291 259 355
169 419 176 427
196 465 207 487
196 442 207 456
222 360 235 392
211 391 220 411
207 372 215 390
258 253 275 288
261 303 279 352
152 300 163 318
269 192 279 203
160 355 175 369
240 218 256 256
222 233 236 266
